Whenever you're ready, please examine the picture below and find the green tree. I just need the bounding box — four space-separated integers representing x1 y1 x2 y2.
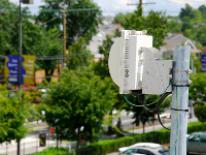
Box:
43 68 117 150
114 9 168 48
199 5 206 18
178 4 206 46
30 28 63 82
190 73 206 122
167 17 182 33
125 94 170 133
0 87 28 155
190 73 206 103
67 37 92 69
0 0 63 82
93 35 113 78
0 0 19 54
92 36 128 133
37 0 101 46
194 103 206 122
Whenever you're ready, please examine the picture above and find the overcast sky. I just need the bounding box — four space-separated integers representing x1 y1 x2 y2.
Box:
9 0 206 16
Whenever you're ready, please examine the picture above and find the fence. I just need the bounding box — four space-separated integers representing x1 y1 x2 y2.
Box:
0 136 72 155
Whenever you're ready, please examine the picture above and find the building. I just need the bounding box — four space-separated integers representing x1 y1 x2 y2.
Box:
160 33 200 58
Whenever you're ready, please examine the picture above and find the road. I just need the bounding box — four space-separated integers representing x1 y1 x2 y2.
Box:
0 122 67 155
87 18 120 55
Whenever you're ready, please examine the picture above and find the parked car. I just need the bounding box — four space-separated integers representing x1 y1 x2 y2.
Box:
119 143 169 155
187 132 206 155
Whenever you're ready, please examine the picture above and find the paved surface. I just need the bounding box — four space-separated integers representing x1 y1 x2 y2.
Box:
87 18 120 55
0 122 63 155
0 135 51 155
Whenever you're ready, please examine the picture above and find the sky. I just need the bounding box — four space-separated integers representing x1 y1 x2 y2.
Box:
9 0 206 16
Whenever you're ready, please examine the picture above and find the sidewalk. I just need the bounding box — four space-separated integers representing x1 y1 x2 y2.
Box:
0 135 56 155
129 117 197 134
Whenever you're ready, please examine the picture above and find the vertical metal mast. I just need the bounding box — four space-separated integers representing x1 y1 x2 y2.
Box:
170 46 191 155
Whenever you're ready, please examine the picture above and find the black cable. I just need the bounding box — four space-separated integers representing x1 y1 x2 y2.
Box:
155 92 172 130
124 92 172 130
157 111 170 130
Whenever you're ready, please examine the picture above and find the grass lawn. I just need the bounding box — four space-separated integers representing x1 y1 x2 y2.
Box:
32 148 74 155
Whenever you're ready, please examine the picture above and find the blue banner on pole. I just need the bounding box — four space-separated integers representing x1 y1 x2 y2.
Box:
7 55 25 85
201 54 206 72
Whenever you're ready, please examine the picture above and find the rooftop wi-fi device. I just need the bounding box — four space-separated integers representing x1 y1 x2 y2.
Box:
109 30 172 95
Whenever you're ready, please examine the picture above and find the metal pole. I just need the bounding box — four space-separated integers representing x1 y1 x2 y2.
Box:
19 0 23 56
169 45 191 155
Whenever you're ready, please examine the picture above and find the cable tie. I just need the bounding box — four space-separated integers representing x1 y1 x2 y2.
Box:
172 84 190 87
171 107 189 112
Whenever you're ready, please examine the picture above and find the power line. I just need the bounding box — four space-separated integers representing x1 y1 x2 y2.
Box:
127 2 156 5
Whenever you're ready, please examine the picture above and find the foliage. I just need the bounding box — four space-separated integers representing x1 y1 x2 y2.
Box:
92 35 128 132
0 0 19 54
191 54 202 73
124 94 171 133
67 37 92 69
190 73 206 122
0 86 28 143
194 103 206 122
0 0 63 81
32 28 63 81
78 121 206 155
33 148 74 155
167 17 182 33
93 35 113 78
114 10 168 48
37 0 101 46
190 73 206 103
43 68 117 148
177 4 206 46
114 13 133 28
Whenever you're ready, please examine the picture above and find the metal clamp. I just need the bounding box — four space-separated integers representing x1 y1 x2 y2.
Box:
171 107 189 112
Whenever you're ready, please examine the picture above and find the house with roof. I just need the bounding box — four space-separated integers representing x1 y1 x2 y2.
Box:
160 33 200 58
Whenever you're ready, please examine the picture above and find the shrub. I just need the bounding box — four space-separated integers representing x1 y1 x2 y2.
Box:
78 122 206 155
33 148 74 155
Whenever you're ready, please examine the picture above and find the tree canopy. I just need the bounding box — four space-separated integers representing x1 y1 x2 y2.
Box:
43 68 117 148
114 10 168 48
37 0 101 46
67 37 92 69
0 87 28 143
168 4 206 47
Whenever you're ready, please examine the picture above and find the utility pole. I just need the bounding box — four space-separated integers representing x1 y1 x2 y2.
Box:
17 0 23 154
59 1 68 70
127 0 155 16
127 0 155 5
62 10 67 68
170 46 191 155
19 0 23 57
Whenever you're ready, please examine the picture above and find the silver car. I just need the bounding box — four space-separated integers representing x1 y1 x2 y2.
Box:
187 132 206 155
119 143 169 155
